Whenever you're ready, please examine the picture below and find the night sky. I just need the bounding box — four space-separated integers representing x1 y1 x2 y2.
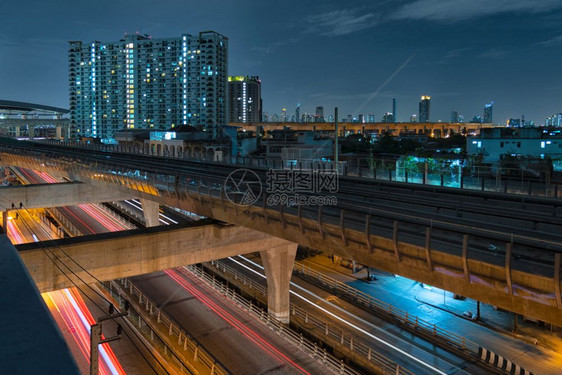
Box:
1 0 561 124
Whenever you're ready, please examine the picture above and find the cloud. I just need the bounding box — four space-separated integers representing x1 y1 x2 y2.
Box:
538 35 562 46
252 37 301 54
392 0 562 22
429 47 474 65
306 9 379 36
479 48 507 58
442 46 474 60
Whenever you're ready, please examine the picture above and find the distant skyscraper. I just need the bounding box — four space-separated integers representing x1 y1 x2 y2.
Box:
410 114 418 122
68 31 228 140
418 95 431 122
508 118 521 127
458 114 465 123
368 114 375 123
451 111 459 123
358 114 364 123
295 104 300 123
483 101 494 123
545 113 562 127
392 98 397 122
382 112 393 123
282 108 287 122
315 106 325 122
228 76 261 123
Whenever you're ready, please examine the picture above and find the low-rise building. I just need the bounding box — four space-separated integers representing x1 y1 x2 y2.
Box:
115 124 256 160
262 130 332 157
467 127 562 163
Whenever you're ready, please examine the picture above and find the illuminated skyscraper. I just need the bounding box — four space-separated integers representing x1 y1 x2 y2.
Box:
228 76 261 123
295 104 300 123
69 31 228 140
483 101 494 123
382 112 393 123
315 106 325 122
418 95 431 122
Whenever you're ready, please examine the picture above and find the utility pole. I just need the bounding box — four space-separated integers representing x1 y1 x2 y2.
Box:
90 303 128 375
334 107 339 173
476 301 481 320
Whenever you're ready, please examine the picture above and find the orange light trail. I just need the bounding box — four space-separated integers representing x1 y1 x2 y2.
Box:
6 218 26 244
43 288 125 375
78 204 128 232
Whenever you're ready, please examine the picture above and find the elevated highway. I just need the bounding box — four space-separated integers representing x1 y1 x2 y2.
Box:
231 121 495 136
1 138 561 326
17 221 293 292
0 182 135 211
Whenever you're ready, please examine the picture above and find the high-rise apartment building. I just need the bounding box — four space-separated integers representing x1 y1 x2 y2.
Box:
392 98 397 122
228 76 261 123
69 31 228 140
418 95 431 122
483 101 494 123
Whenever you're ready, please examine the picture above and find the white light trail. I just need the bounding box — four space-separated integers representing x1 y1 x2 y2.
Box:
230 255 449 375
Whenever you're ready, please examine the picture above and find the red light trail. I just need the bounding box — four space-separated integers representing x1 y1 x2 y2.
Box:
165 268 311 375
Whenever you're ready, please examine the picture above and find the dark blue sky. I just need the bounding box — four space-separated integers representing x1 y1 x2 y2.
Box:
1 0 561 123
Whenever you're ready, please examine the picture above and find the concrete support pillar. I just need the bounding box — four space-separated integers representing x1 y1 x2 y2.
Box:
28 125 35 141
260 243 298 324
56 126 62 140
140 199 159 227
15 126 20 138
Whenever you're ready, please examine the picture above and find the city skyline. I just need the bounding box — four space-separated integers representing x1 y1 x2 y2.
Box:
1 0 562 124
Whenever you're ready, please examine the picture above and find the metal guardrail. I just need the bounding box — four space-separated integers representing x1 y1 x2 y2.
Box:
292 262 480 355
111 278 230 375
48 208 81 237
110 201 147 225
184 264 370 375
102 281 204 374
39 139 560 198
89 202 136 230
209 258 532 375
204 260 413 375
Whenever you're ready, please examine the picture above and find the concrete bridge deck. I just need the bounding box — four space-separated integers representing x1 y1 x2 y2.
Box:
16 220 293 293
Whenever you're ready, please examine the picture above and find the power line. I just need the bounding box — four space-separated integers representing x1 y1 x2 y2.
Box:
10 200 168 374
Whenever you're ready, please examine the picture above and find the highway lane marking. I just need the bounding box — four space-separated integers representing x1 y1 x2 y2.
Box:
231 255 459 375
